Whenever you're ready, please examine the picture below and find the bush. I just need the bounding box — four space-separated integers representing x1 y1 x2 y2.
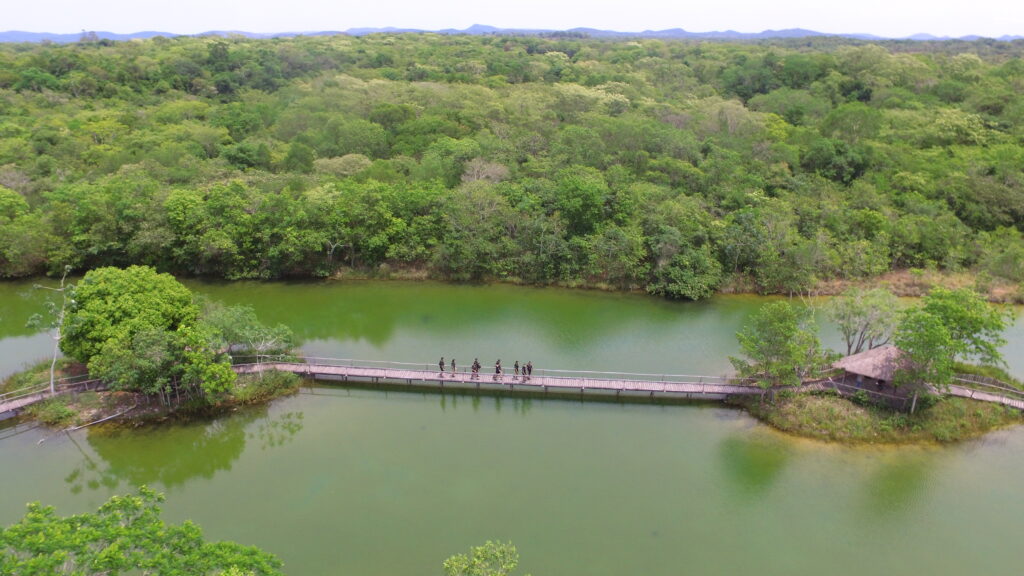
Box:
26 397 75 427
232 370 300 404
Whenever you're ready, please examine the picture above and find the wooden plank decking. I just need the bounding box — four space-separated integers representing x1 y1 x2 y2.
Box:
233 361 762 397
4 359 1023 418
0 378 103 418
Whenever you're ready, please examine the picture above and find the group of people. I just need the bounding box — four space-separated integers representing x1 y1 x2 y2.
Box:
438 357 533 381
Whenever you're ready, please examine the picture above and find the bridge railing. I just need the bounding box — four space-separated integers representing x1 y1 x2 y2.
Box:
0 374 98 409
952 374 1024 400
232 355 759 388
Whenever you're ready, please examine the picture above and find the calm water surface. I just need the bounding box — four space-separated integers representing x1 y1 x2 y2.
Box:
2 280 1023 575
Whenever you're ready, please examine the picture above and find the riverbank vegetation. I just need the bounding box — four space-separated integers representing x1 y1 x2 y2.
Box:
732 286 1020 442
738 391 1023 443
0 34 1022 300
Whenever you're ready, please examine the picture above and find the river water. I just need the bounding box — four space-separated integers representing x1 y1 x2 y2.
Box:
1 280 1023 575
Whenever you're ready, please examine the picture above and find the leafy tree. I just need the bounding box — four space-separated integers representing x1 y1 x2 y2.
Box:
436 182 516 281
730 301 825 392
0 487 283 576
895 307 955 389
60 266 238 404
61 266 198 364
895 287 1013 388
826 287 900 356
919 287 1012 366
646 245 723 300
443 541 527 576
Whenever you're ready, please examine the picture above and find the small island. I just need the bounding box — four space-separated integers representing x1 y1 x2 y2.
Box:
728 287 1021 443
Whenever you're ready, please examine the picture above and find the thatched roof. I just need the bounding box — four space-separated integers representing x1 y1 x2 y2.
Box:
833 344 905 382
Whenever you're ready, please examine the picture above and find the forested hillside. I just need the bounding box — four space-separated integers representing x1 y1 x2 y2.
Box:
0 34 1022 299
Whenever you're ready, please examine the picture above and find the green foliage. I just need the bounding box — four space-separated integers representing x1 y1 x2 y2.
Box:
730 301 825 389
232 370 301 404
57 266 263 405
61 266 198 363
24 396 75 427
896 307 957 388
0 487 283 575
895 287 1012 388
443 541 527 576
646 244 724 300
919 287 1012 366
744 392 1021 443
0 35 1020 298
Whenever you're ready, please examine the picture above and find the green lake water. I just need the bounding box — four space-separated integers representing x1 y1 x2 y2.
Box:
2 279 1024 575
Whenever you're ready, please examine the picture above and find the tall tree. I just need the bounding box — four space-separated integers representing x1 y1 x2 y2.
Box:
826 287 900 356
895 287 1013 388
730 301 826 393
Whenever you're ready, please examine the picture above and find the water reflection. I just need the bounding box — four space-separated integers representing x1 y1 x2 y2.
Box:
185 281 732 371
719 433 793 498
250 411 304 450
860 455 933 519
65 407 304 493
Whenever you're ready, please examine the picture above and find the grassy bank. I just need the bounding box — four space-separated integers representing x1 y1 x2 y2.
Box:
19 370 301 429
738 390 1024 444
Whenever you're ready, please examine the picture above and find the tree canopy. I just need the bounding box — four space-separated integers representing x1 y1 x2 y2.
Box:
0 34 1022 299
0 487 283 576
895 287 1014 387
730 300 828 390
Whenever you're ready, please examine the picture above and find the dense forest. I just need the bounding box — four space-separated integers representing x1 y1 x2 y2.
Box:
0 34 1022 299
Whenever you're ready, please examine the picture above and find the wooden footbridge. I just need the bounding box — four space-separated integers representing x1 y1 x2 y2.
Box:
0 375 104 421
233 357 763 400
3 357 1023 420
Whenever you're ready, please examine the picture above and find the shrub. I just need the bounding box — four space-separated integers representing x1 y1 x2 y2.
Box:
26 397 75 427
232 370 300 404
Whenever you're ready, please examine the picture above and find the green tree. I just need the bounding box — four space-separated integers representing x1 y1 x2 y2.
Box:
918 287 1012 367
895 287 1013 388
730 301 825 392
61 266 198 364
895 307 956 389
0 487 283 576
443 541 527 576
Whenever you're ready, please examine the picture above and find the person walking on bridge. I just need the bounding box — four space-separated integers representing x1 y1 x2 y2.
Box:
514 360 520 378
439 357 445 377
472 358 481 379
450 358 456 376
526 361 533 380
494 359 502 381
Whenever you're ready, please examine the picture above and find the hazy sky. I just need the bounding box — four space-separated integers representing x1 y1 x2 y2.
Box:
5 0 1022 38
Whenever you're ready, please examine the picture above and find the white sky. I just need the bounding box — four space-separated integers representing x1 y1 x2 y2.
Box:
3 0 1022 38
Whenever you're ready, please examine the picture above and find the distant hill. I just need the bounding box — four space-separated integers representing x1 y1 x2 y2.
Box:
1 26 1021 43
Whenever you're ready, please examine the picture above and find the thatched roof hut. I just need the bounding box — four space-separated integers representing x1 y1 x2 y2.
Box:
832 344 905 383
